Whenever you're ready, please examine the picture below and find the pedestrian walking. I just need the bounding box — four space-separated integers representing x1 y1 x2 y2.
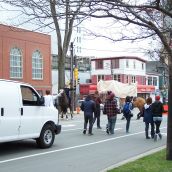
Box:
81 95 96 135
44 90 54 107
151 95 164 141
93 91 102 129
123 96 133 133
103 93 119 135
143 97 155 139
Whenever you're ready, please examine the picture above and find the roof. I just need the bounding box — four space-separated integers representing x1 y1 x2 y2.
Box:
91 56 146 63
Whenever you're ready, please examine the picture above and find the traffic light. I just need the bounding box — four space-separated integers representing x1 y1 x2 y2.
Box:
77 78 80 85
74 68 78 80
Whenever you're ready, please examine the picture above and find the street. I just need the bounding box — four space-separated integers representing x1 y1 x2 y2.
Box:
0 111 167 172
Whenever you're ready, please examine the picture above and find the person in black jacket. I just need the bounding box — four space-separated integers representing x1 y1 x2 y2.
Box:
93 91 102 129
81 95 96 135
151 95 164 141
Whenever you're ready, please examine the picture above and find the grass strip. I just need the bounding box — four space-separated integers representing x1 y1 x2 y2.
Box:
108 149 172 172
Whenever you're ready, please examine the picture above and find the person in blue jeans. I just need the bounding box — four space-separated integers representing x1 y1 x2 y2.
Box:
123 96 133 133
81 95 96 135
103 93 119 134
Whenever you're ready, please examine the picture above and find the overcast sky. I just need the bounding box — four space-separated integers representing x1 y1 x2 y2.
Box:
0 3 159 61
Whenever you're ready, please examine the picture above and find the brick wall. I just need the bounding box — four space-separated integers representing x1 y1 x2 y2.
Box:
0 24 51 94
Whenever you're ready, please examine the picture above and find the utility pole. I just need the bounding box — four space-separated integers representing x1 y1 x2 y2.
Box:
70 42 74 115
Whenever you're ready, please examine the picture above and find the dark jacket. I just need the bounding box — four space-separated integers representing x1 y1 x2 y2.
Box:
143 104 153 123
151 100 164 117
81 96 96 116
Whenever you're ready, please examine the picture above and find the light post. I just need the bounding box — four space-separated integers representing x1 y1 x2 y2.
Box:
70 42 74 114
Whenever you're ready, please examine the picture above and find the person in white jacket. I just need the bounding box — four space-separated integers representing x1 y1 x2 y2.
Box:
44 90 54 107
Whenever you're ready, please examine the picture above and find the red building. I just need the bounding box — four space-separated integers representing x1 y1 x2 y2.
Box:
0 24 51 95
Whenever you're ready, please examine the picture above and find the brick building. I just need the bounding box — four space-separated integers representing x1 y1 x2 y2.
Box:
0 24 51 95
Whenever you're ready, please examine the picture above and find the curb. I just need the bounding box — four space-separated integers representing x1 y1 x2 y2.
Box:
100 145 166 172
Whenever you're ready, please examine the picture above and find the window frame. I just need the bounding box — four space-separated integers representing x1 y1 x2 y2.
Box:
97 75 104 82
10 47 23 79
111 59 119 69
95 60 103 69
21 85 40 106
32 50 43 80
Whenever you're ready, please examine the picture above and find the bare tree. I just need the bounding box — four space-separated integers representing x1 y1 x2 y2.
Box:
2 0 90 90
84 0 172 160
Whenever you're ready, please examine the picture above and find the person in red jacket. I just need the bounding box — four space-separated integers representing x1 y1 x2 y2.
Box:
103 93 119 135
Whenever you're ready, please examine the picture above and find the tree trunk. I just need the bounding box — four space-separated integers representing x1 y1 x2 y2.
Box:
58 48 65 90
166 56 172 160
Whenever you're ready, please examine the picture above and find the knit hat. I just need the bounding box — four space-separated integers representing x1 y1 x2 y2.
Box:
155 95 160 101
109 93 115 100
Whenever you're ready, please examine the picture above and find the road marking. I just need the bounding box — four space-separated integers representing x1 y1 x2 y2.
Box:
62 124 76 127
0 127 167 164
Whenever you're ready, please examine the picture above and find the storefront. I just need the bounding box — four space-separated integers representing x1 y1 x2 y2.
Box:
137 85 155 99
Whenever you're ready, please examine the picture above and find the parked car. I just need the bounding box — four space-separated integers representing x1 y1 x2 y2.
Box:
0 79 61 148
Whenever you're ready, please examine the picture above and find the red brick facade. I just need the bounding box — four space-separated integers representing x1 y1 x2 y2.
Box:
0 24 51 95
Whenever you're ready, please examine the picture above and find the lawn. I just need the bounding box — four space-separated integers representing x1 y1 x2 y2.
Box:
109 149 172 172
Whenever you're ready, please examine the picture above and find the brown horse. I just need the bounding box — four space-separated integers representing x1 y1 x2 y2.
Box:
133 97 146 119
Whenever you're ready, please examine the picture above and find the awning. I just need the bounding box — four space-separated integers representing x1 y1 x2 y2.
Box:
137 85 155 93
89 85 97 94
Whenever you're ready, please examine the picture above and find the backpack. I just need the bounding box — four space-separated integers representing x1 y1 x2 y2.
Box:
123 102 131 115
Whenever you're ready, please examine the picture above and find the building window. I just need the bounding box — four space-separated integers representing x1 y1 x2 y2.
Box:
133 60 136 69
10 47 23 79
148 77 152 85
77 37 81 43
142 63 144 70
32 50 43 80
77 27 81 33
126 59 129 68
153 77 157 86
126 75 129 83
95 60 103 69
111 59 119 69
98 75 104 82
113 74 121 82
132 76 136 83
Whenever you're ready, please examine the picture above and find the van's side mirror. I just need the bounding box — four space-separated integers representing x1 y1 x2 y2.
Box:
38 96 45 106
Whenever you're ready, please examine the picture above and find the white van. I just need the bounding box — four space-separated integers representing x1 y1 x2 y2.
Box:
0 79 61 148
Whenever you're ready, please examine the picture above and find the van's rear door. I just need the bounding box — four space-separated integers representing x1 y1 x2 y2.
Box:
0 82 21 142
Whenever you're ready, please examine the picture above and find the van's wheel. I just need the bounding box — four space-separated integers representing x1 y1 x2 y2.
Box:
36 124 55 148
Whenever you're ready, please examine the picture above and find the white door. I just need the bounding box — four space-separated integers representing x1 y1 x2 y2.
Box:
19 85 45 139
0 82 21 142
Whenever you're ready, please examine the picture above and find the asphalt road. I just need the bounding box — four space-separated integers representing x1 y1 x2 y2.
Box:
0 110 167 172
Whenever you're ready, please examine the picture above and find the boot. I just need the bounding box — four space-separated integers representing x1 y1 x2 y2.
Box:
158 133 162 139
145 130 150 139
83 129 86 134
154 134 158 141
